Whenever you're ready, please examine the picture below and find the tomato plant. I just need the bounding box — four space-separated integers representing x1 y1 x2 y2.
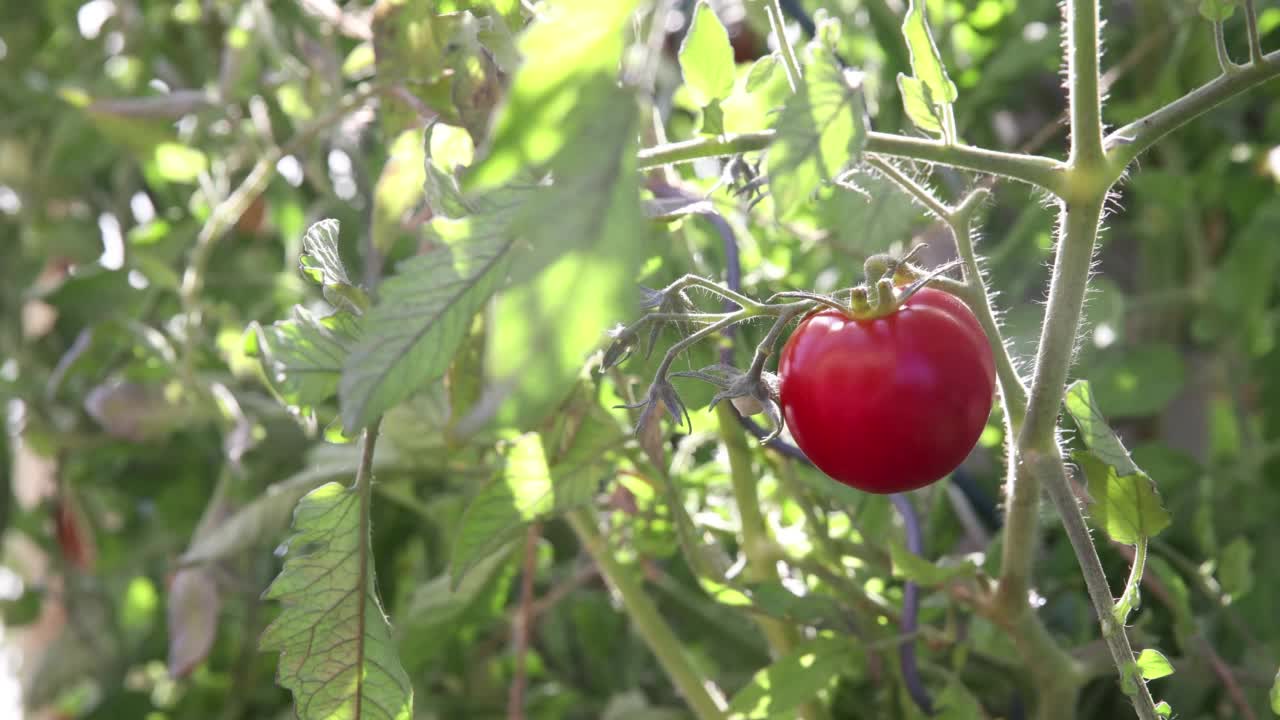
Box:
778 287 995 493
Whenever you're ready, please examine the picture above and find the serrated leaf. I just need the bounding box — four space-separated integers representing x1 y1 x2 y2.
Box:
1066 381 1171 546
888 537 978 587
251 306 362 411
901 0 958 104
726 637 852 719
451 433 601 586
768 45 866 220
1198 0 1239 21
466 0 640 190
260 482 413 720
339 227 515 433
1074 451 1170 546
299 219 351 287
896 73 942 134
1065 380 1143 475
1135 649 1174 680
679 1 737 105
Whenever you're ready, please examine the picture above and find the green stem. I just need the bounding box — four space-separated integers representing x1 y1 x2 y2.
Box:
1115 539 1148 624
1106 48 1280 169
1244 0 1264 64
567 508 726 720
1065 0 1105 168
636 131 1066 193
717 406 825 720
765 0 802 91
1025 451 1160 720
1213 20 1238 75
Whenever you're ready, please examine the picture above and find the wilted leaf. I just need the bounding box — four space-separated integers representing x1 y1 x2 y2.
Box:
167 568 220 679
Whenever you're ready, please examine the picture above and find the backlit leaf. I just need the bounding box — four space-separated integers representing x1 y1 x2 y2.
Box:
260 482 413 720
726 637 853 719
251 306 362 412
901 0 958 104
680 2 737 105
896 73 942 134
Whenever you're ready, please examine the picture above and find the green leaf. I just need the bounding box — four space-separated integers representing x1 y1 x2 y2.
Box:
1218 536 1254 600
896 73 942 134
901 0 958 104
423 121 477 219
451 433 601 586
339 225 515 433
152 142 208 183
888 538 978 587
745 55 781 92
299 219 351 288
251 306 362 412
1193 200 1280 348
484 80 647 428
466 0 640 190
372 129 427 255
1155 700 1172 717
679 1 737 105
1135 649 1174 680
726 637 852 719
768 45 867 220
934 678 985 720
260 482 413 720
1198 0 1239 21
1066 382 1171 546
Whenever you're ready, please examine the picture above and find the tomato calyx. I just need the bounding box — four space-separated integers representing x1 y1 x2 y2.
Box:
671 363 783 435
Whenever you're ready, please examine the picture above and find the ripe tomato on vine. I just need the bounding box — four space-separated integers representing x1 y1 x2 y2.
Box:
778 287 995 494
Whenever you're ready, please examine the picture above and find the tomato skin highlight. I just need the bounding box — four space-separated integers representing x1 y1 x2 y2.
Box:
777 288 996 494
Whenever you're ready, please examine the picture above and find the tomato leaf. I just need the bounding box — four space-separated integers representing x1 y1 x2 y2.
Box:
451 431 609 586
896 73 943 134
768 44 867 220
260 482 413 720
1066 381 1171 546
465 0 639 191
1269 667 1280 714
250 306 362 414
1198 0 1239 22
1217 536 1255 601
888 538 979 587
339 221 515 433
726 637 854 719
901 0 958 104
679 1 737 105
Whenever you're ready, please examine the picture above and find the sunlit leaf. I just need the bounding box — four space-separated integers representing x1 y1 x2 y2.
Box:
299 218 351 287
1135 648 1174 680
339 226 515 433
901 0 958 104
768 45 866 220
251 306 362 412
261 482 413 720
373 129 427 254
466 0 640 190
679 1 737 105
1270 667 1280 714
896 73 942 134
1067 382 1171 546
451 433 600 586
726 637 853 719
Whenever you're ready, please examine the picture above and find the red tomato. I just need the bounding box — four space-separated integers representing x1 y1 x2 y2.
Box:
778 288 995 494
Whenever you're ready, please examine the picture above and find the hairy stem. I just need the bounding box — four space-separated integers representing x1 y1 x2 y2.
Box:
1106 48 1280 168
1066 0 1105 168
765 0 802 91
567 508 726 720
1244 0 1264 64
637 131 1066 192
